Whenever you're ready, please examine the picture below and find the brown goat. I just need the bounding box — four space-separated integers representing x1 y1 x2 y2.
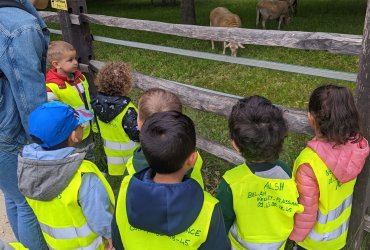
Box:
256 0 291 30
210 7 244 57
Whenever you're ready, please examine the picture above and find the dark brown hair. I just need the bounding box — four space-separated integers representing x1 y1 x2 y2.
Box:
96 61 133 96
229 96 287 163
309 84 361 145
138 88 182 122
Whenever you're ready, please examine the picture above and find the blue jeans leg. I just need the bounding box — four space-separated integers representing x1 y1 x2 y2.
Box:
0 150 47 250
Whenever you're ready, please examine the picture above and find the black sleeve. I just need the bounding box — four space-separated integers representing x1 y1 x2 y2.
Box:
111 211 125 250
122 107 140 142
198 203 231 250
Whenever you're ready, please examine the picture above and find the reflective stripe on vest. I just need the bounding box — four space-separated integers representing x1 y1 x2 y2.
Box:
47 237 103 250
116 175 217 249
103 139 137 151
223 163 302 250
39 221 93 239
308 218 349 242
316 194 352 224
98 102 139 176
27 161 115 250
230 224 285 250
46 76 92 140
106 156 130 165
293 147 356 250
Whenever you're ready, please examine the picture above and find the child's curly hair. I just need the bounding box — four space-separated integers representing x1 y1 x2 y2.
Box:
95 61 133 96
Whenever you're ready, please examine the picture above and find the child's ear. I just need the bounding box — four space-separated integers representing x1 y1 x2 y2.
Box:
185 151 197 168
68 130 80 146
307 112 316 130
137 117 143 130
232 140 240 153
51 60 60 69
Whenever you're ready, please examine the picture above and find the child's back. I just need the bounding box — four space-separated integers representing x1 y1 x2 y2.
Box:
112 111 230 250
18 102 114 250
290 85 370 250
92 61 140 176
217 96 303 250
124 88 204 188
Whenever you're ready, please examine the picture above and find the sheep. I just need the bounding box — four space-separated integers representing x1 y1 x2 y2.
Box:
210 7 245 57
256 0 291 30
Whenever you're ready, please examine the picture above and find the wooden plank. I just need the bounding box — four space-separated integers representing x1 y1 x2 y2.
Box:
90 60 313 135
197 135 244 165
58 1 96 95
81 13 362 55
39 11 361 55
347 0 370 248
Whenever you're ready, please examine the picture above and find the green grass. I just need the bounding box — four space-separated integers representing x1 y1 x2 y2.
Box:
50 0 364 192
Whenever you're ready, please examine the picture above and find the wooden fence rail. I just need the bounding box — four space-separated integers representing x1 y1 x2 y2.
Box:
40 11 362 55
90 60 312 164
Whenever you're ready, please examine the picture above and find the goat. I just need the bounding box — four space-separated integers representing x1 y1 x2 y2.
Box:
210 7 244 57
256 0 291 30
280 0 298 15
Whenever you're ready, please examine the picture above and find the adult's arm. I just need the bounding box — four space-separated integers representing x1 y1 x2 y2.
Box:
9 24 48 136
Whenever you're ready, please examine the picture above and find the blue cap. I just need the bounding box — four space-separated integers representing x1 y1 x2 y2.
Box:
29 101 94 148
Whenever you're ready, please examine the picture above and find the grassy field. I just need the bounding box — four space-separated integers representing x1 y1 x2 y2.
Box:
49 0 366 193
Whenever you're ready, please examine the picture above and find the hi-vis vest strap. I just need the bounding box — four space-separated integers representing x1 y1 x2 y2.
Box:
26 161 115 250
97 102 139 176
8 243 28 250
116 175 217 249
46 75 92 140
293 147 356 250
125 151 205 189
223 163 303 250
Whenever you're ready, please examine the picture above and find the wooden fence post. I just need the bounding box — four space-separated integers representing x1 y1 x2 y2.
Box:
58 0 96 95
347 0 370 248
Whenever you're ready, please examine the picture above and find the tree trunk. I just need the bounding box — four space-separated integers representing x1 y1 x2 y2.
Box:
181 0 196 25
347 0 370 249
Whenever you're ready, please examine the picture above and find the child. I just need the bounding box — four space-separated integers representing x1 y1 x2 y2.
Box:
289 85 370 250
91 61 140 176
17 101 115 250
46 41 96 161
217 95 303 250
112 111 231 250
124 88 204 188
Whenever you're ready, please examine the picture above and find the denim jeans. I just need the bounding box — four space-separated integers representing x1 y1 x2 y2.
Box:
0 150 47 250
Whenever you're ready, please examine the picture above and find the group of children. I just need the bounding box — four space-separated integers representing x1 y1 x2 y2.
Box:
5 40 370 250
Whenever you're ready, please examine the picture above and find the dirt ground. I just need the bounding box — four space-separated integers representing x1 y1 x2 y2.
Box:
0 191 16 242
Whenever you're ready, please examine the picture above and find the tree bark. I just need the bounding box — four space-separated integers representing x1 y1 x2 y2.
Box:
347 0 370 249
181 0 196 25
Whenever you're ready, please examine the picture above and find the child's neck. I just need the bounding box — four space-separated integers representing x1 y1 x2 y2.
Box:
153 170 185 184
56 68 72 77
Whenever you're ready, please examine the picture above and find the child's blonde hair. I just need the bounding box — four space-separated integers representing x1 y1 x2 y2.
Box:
138 88 182 122
47 41 75 65
96 61 133 96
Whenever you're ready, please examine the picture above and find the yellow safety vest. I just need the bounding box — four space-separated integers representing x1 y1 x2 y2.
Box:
97 102 139 176
223 163 303 250
46 75 93 140
8 243 28 250
125 151 204 189
115 175 217 249
26 160 115 250
293 147 356 250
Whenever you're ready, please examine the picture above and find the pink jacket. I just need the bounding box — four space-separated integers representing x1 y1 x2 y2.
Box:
289 137 370 242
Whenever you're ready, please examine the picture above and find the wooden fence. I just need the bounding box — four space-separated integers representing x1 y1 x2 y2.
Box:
42 0 370 248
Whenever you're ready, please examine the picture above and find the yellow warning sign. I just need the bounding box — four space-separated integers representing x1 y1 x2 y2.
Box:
51 0 68 11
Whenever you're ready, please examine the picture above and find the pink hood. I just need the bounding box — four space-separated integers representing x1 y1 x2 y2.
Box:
308 137 370 183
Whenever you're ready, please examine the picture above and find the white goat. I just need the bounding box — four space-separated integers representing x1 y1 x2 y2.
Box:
210 7 244 57
256 0 291 30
